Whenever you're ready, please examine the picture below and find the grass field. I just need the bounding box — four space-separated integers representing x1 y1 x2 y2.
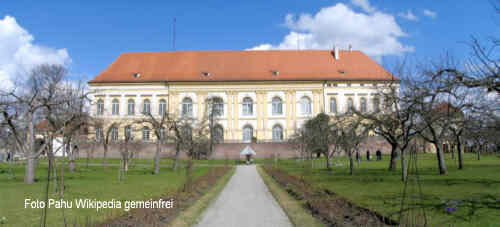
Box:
270 153 500 227
0 158 212 226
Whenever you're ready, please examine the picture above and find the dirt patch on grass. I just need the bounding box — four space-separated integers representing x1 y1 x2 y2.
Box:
97 167 231 227
262 165 398 227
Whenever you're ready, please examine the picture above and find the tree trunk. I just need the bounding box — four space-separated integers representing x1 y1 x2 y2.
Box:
388 144 397 171
349 153 354 176
326 152 331 170
103 143 108 169
434 143 448 175
25 114 36 184
68 140 75 172
477 145 481 160
60 142 65 197
154 141 161 174
173 143 181 171
24 158 36 184
457 140 463 170
401 149 407 182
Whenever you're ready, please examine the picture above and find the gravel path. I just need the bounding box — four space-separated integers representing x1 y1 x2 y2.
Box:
196 165 293 227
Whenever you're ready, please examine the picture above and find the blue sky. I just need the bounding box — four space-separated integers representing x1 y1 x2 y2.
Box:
0 0 498 84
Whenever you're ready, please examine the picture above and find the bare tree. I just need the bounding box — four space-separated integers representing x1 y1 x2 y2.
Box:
136 107 168 174
336 115 367 176
0 65 85 184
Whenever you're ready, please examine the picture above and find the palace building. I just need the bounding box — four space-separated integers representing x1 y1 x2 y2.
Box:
88 49 397 145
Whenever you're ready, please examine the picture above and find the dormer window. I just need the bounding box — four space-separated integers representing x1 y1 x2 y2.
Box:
272 71 279 76
202 72 211 77
133 73 141 78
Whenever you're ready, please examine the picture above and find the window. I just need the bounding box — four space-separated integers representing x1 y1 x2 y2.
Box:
242 97 253 116
124 126 132 140
272 125 283 141
143 99 151 115
128 99 135 115
111 127 118 141
213 125 224 143
373 98 380 113
97 100 104 115
360 98 367 113
272 97 283 115
96 127 103 141
347 98 354 114
329 97 337 113
212 97 224 117
142 126 150 141
242 125 253 142
159 99 167 116
112 99 119 115
300 96 312 114
182 97 193 116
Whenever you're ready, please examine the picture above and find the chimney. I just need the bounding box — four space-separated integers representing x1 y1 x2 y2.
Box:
334 46 340 60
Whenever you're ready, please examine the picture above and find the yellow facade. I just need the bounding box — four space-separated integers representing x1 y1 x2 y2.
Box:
90 80 392 142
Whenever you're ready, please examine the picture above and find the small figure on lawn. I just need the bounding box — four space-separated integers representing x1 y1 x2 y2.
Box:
366 150 371 161
376 150 382 161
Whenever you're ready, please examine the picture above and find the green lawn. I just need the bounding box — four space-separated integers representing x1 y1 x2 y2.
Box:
0 159 211 226
271 153 500 227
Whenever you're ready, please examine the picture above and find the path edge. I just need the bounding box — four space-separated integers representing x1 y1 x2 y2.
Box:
168 166 236 227
257 165 324 227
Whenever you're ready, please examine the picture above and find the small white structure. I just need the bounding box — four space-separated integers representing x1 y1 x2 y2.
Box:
35 135 72 157
240 145 256 156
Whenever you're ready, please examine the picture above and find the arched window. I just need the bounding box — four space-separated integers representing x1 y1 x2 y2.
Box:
142 126 150 141
159 99 167 116
212 97 224 117
97 100 104 115
300 96 312 114
128 99 135 115
272 125 283 141
347 98 354 114
213 125 224 143
242 97 253 116
329 97 337 113
182 97 193 116
272 97 283 115
124 126 132 140
95 127 103 141
111 127 118 141
373 97 380 113
112 99 119 115
242 125 253 142
360 98 367 113
143 99 151 115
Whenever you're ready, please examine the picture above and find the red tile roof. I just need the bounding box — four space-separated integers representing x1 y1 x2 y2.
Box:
89 50 397 83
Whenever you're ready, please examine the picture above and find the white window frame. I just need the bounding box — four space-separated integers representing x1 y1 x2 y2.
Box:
272 97 283 115
242 97 253 116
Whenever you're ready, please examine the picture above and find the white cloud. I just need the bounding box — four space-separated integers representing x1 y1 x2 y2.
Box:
350 0 376 13
0 15 71 90
398 10 418 21
248 3 414 58
423 9 437 19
